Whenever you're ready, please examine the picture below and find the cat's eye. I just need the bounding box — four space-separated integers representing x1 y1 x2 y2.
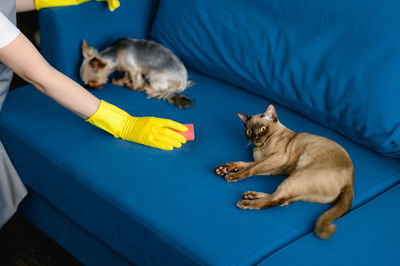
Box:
260 126 266 133
246 129 252 136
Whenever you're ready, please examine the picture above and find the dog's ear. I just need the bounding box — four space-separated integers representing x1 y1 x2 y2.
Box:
88 58 107 71
82 40 99 58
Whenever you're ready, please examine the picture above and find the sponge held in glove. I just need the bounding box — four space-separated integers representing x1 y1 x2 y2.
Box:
173 124 194 141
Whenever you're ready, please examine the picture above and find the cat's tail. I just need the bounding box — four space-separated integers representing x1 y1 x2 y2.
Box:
314 185 353 239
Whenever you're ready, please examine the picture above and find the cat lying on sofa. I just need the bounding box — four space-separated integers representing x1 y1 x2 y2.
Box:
215 104 354 239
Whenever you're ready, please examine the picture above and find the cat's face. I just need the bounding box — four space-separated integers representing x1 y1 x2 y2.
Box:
237 104 278 147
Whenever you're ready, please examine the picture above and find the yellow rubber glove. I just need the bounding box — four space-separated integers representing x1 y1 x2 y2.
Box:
35 0 120 12
97 0 120 11
86 100 188 150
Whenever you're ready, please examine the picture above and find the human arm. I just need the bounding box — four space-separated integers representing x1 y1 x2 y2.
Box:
0 33 100 118
16 0 35 13
0 31 187 150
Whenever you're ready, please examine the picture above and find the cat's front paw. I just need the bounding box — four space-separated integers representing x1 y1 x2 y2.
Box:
237 200 261 209
224 173 241 183
242 191 270 200
214 162 242 177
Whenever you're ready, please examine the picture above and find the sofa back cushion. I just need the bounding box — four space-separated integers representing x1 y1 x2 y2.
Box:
151 0 400 157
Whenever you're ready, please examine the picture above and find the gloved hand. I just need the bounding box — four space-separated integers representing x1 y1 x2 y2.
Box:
86 100 188 150
35 0 120 12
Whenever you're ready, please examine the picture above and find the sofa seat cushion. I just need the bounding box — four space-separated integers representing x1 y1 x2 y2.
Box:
259 184 400 265
151 0 400 157
1 71 400 265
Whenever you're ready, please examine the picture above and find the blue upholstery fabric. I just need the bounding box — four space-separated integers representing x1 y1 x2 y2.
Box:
2 1 399 265
151 0 400 157
39 0 159 81
1 70 400 265
259 184 400 265
19 192 132 266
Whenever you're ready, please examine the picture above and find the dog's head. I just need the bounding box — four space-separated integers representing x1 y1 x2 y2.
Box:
80 40 110 89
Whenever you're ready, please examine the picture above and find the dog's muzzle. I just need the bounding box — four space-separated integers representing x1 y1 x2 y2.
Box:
87 81 104 89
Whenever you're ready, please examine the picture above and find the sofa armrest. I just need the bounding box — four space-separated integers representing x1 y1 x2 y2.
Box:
39 0 159 81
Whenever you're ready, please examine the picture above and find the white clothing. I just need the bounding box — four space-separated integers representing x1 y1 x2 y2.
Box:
0 11 20 49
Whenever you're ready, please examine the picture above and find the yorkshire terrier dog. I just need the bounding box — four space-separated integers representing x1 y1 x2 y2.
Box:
80 39 194 108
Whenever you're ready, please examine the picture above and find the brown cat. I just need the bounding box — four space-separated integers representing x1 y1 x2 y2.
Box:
214 104 354 239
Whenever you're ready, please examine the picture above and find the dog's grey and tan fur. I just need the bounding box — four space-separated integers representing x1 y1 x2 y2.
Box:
80 38 194 108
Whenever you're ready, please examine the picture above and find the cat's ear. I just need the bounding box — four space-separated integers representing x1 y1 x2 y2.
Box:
262 104 277 121
237 112 250 125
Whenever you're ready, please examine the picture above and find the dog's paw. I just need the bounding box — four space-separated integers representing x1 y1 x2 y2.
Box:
214 162 242 177
111 78 124 86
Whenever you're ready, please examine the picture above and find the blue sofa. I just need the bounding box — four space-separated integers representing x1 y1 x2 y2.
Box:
1 0 400 265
